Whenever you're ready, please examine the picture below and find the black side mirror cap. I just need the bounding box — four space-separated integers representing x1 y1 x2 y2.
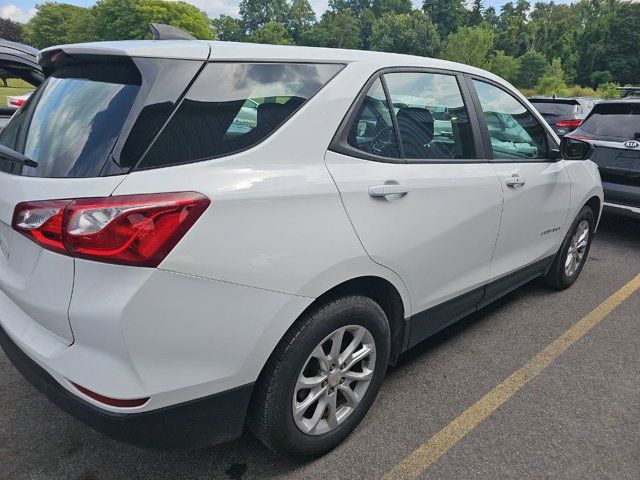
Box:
560 137 593 160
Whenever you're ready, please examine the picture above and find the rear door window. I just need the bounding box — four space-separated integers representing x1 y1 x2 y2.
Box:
384 72 476 160
137 62 343 169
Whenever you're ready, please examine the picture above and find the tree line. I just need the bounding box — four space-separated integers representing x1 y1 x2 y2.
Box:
0 0 638 97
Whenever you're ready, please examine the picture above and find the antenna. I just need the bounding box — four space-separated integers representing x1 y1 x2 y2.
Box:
149 23 196 41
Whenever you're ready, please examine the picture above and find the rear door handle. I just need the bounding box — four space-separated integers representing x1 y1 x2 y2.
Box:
505 174 526 187
368 184 410 198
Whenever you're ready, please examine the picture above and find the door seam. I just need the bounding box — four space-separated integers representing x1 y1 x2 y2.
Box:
322 151 413 316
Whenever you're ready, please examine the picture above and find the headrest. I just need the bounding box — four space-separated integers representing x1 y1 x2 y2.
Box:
257 98 304 131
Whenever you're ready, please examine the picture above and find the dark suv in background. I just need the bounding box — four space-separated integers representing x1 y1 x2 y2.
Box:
566 98 640 217
529 97 601 137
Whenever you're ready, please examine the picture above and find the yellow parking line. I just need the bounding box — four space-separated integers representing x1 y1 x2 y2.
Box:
383 272 640 480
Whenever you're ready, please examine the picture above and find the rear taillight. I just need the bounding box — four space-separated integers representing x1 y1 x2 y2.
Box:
555 119 582 130
12 200 71 255
12 192 210 267
9 98 25 107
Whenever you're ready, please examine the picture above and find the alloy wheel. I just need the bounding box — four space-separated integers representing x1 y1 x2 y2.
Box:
565 220 590 277
292 325 376 436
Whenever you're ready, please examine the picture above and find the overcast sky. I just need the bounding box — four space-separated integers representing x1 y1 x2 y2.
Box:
1 0 576 24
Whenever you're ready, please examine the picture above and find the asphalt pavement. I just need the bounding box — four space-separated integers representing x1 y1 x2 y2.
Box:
1 212 639 480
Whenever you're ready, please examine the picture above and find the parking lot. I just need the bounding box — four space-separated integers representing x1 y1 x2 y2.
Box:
1 212 638 480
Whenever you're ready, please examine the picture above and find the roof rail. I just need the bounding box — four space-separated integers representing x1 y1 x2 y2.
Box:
617 86 640 98
149 23 196 41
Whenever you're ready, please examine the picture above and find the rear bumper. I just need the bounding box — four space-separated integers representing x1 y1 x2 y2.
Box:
0 322 254 449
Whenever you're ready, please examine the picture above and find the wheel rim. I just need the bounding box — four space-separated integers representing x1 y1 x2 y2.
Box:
565 220 590 277
292 325 376 436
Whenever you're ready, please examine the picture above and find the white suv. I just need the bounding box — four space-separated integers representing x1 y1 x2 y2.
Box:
0 34 603 457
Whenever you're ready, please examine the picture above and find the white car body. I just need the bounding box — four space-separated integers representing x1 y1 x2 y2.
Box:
0 40 603 448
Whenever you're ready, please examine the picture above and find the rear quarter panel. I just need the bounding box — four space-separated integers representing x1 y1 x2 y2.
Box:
111 61 412 310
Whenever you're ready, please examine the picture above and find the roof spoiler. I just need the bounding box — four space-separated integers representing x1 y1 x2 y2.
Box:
149 23 196 41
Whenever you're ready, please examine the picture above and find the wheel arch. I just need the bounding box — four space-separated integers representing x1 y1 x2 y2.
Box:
584 195 602 229
300 276 407 366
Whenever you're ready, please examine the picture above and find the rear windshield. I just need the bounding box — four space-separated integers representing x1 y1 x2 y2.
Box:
0 63 141 177
530 101 576 117
579 103 640 140
137 62 343 169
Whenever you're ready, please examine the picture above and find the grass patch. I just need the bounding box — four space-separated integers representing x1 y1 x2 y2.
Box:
0 78 36 107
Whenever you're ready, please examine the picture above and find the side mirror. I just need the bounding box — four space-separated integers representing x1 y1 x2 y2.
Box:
560 137 592 160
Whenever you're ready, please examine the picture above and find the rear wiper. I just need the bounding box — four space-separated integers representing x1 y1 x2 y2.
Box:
0 144 38 168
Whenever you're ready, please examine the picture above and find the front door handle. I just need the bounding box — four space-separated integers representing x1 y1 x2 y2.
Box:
368 184 410 198
505 174 526 188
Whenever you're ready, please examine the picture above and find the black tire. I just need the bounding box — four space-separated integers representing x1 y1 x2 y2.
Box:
247 295 390 457
542 205 595 290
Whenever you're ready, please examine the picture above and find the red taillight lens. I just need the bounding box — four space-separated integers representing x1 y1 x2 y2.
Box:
12 192 210 267
555 119 582 130
9 98 25 107
63 192 210 267
12 200 71 255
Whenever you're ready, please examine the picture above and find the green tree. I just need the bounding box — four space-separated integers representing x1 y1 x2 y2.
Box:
239 0 290 33
535 57 568 95
249 21 293 45
489 51 519 84
573 0 607 82
495 0 529 57
288 0 316 42
600 1 640 85
514 51 548 88
0 18 24 43
483 6 499 29
595 81 620 99
26 2 97 49
371 0 412 17
328 0 370 16
93 0 212 41
443 26 494 69
369 10 441 57
360 7 376 49
468 0 484 27
588 70 613 89
212 14 247 42
525 3 581 82
300 11 363 49
422 0 467 40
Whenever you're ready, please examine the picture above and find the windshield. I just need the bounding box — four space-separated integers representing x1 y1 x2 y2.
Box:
0 63 141 177
579 103 640 140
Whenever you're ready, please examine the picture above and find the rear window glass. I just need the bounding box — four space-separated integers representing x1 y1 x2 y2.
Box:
580 103 640 140
530 101 576 117
0 63 141 177
138 62 343 169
